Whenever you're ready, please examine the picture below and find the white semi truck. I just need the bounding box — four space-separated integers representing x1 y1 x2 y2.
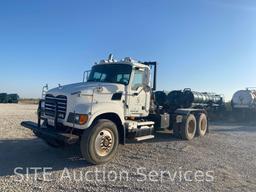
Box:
23 55 208 164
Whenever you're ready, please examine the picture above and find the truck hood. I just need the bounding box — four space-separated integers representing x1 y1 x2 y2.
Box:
46 82 125 96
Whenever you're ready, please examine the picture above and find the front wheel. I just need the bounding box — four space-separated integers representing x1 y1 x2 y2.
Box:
80 119 119 164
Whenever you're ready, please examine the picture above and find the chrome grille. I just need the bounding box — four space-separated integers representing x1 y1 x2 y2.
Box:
45 94 67 119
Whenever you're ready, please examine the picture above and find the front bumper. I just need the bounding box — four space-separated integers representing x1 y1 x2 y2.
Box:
21 121 79 144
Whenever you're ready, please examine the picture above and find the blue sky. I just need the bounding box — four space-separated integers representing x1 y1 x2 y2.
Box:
0 0 255 100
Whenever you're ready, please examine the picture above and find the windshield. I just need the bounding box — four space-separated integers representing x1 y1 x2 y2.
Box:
87 64 132 85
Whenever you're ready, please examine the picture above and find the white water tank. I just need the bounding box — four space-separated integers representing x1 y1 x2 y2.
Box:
232 89 256 109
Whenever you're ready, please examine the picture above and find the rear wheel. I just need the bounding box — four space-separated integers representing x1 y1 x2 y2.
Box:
181 114 196 140
80 119 119 164
196 113 208 136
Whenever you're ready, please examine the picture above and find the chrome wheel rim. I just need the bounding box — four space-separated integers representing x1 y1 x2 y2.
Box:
95 128 114 157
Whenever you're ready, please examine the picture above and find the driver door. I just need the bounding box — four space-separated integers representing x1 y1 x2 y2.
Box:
127 67 151 117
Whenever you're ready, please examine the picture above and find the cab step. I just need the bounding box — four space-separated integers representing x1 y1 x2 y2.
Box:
135 135 155 141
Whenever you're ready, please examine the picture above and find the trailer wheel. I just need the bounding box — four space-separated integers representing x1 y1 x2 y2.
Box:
181 114 196 140
196 113 208 136
80 119 119 165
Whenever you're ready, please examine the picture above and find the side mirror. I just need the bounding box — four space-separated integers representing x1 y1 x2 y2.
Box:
83 70 91 82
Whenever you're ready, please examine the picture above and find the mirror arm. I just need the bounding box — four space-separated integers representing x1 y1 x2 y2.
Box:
133 87 144 96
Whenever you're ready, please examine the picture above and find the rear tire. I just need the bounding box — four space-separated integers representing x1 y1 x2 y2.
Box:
181 114 196 140
80 119 119 165
196 113 208 136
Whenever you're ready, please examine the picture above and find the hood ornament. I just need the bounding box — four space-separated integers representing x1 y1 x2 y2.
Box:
96 86 103 93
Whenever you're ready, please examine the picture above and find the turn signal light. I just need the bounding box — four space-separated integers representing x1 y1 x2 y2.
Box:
79 114 88 125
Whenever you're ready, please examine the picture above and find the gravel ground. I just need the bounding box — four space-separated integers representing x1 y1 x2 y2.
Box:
0 104 256 192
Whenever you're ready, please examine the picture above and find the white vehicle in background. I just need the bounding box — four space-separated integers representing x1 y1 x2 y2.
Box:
23 54 209 164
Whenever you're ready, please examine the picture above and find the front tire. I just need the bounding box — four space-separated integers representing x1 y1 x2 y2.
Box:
80 119 119 164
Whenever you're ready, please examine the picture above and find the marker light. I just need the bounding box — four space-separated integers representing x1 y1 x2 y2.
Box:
79 114 88 125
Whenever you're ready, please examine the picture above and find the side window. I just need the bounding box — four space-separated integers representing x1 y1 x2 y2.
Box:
132 70 144 90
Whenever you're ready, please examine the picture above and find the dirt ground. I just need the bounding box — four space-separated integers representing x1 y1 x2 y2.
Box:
0 104 255 192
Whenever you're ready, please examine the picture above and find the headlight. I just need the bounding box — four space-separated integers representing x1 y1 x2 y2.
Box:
67 113 88 125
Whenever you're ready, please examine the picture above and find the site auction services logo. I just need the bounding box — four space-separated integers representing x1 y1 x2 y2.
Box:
14 166 214 183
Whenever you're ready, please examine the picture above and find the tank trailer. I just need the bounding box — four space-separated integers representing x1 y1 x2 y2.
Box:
154 89 224 112
24 55 210 164
231 88 256 120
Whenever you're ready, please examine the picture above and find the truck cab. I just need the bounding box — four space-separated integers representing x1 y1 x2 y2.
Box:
41 55 153 128
27 54 208 165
